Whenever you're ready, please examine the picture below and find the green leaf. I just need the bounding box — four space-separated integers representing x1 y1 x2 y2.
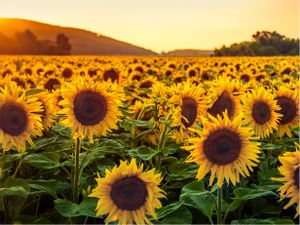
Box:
231 218 294 224
129 146 159 160
250 198 282 215
167 162 198 181
156 201 184 219
159 206 192 224
258 169 280 185
79 150 106 171
180 192 215 220
222 199 242 213
23 153 61 169
31 136 59 150
234 187 278 200
181 180 205 193
25 88 45 96
0 153 23 163
0 186 27 198
261 143 283 151
54 198 97 218
28 179 58 198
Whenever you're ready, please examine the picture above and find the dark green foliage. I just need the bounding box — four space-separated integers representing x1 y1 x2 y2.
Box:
214 31 299 56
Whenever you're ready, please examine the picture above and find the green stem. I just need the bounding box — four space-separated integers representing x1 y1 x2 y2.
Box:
156 119 169 168
12 153 24 178
217 188 223 224
72 138 81 203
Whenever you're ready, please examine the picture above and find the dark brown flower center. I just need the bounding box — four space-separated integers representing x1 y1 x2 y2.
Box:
203 129 242 165
44 70 54 77
88 70 97 77
73 91 107 126
110 176 148 211
207 91 235 118
62 68 73 79
132 75 141 81
174 77 183 84
12 78 25 88
0 102 28 136
275 96 297 125
44 78 60 92
165 70 172 76
240 74 250 82
252 101 271 124
293 167 299 190
103 69 119 82
25 68 32 75
140 81 153 88
189 70 196 77
256 75 264 82
135 66 144 73
181 97 198 128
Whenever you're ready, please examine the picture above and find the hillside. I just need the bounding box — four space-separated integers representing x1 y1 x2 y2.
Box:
0 18 156 55
163 49 213 56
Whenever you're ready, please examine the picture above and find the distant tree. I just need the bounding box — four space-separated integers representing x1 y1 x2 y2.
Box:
0 30 72 55
14 30 41 54
56 33 72 55
214 31 299 56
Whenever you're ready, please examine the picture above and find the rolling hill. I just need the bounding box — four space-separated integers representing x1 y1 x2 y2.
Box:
0 18 156 55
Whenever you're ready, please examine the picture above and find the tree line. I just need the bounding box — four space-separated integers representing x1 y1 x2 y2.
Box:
0 29 72 55
214 31 299 56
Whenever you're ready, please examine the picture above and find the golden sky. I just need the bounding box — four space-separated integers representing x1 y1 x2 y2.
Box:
0 0 298 52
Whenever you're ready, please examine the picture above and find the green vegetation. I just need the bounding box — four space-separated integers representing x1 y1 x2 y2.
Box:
214 31 299 56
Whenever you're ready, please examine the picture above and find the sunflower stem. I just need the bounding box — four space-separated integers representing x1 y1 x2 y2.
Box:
12 153 24 178
157 113 171 167
72 138 81 203
217 188 223 224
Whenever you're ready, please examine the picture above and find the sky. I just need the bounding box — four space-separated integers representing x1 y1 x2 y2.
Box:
0 0 298 52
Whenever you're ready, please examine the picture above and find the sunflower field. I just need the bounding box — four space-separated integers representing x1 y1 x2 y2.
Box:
0 56 299 224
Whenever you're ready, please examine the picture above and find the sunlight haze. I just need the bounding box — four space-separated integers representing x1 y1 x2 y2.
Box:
0 0 298 52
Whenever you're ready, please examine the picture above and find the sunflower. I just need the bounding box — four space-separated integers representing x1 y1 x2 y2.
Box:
42 76 62 92
138 76 158 89
206 76 240 119
183 112 260 187
61 67 74 80
0 83 43 152
241 87 282 138
89 158 165 225
273 150 299 218
59 77 122 142
170 81 206 143
102 67 122 83
33 90 56 130
275 87 299 137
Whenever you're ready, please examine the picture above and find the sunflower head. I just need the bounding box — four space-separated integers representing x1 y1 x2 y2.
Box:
273 150 300 218
184 111 260 188
59 77 122 142
206 76 240 119
0 83 43 152
89 158 165 225
275 86 299 137
241 87 282 138
169 81 206 143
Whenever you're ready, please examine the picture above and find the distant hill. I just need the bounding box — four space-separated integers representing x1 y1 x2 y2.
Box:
163 49 213 56
0 18 156 55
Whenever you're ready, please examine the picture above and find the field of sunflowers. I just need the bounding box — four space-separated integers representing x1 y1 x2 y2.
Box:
0 56 299 224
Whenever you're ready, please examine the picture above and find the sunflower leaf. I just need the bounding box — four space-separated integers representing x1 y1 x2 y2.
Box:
233 187 278 200
54 198 97 218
